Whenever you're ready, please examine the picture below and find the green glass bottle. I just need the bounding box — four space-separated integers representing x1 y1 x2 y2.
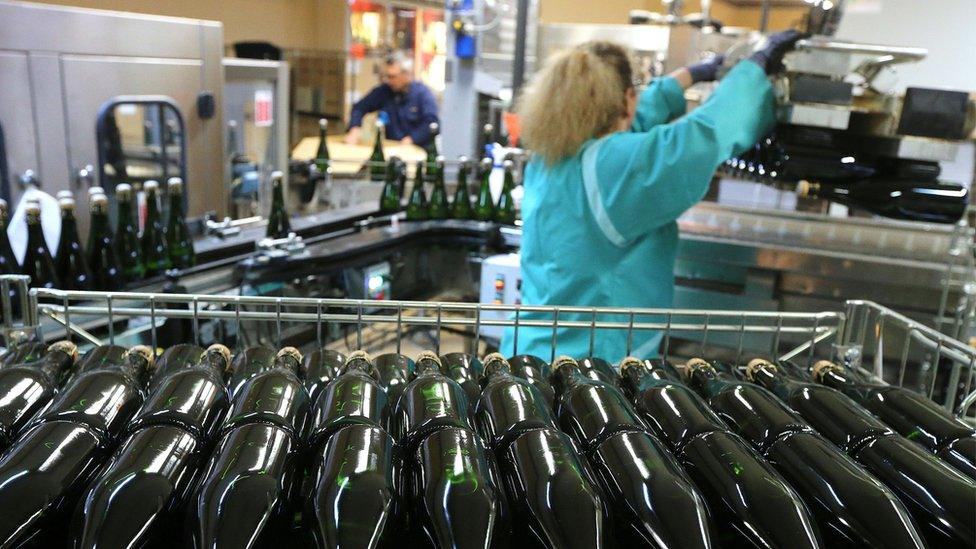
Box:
55 196 92 290
424 122 439 184
379 158 401 214
266 170 291 238
0 200 19 274
449 157 473 219
395 157 408 200
427 156 449 219
314 118 330 175
369 121 386 182
494 159 517 225
473 158 495 222
86 194 124 291
114 184 145 282
141 181 170 276
22 202 59 289
406 161 428 221
165 177 195 269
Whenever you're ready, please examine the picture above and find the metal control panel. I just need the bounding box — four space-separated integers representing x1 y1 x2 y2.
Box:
478 253 521 339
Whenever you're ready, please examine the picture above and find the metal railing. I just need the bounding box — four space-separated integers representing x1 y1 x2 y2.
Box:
1 274 973 419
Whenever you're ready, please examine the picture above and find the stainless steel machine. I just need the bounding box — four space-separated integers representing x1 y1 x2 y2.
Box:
0 0 225 223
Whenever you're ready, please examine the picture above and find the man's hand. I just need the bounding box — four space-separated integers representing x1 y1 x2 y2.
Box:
750 30 807 75
344 127 361 145
687 54 725 84
400 136 413 145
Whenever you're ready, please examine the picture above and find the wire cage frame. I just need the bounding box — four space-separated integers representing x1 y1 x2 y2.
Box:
0 274 973 420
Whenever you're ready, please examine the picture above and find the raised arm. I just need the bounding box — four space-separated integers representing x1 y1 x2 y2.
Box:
587 60 775 243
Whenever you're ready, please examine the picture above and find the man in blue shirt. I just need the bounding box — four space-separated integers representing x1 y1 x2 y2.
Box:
344 53 440 147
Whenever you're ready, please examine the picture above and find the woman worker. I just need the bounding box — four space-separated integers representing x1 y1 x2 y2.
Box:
499 31 803 363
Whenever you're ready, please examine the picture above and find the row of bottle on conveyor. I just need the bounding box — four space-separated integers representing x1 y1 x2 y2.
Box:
719 134 969 224
0 341 972 548
0 178 196 291
365 121 517 224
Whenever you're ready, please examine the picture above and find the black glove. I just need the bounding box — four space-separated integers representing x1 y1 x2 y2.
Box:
687 54 725 84
749 30 806 75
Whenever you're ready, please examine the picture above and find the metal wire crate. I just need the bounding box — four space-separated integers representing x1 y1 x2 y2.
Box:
0 274 973 420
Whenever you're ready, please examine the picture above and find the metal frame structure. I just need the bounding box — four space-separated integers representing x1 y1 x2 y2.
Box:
0 274 972 419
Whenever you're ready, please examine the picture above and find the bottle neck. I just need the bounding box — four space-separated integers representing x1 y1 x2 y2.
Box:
169 192 183 217
813 362 852 390
553 363 586 391
686 362 731 398
273 354 300 375
60 211 78 238
118 199 134 226
747 362 785 392
343 357 377 379
40 346 75 380
415 357 441 376
146 193 160 220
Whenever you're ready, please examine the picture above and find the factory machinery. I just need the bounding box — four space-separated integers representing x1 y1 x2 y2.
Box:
0 1 974 547
0 277 972 547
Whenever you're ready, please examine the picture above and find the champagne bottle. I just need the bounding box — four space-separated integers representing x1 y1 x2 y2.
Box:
494 159 516 224
577 356 619 385
22 201 59 289
449 156 473 219
551 357 715 549
226 345 278 398
620 358 824 549
427 156 449 219
474 354 603 548
306 350 387 450
424 122 439 181
86 193 124 291
114 183 145 282
54 196 92 291
473 157 495 221
506 354 555 408
797 179 968 224
379 158 402 214
395 157 408 200
0 341 76 450
0 341 49 369
305 423 397 549
474 354 559 451
134 344 230 438
0 199 18 274
747 359 976 546
301 348 345 404
72 344 129 376
685 358 925 548
408 426 505 548
389 351 471 457
315 118 331 175
140 180 171 275
192 347 309 548
373 352 413 406
814 360 976 480
369 121 387 182
499 427 604 547
73 345 232 547
439 352 483 411
166 177 195 269
0 346 152 547
406 161 428 221
266 170 292 238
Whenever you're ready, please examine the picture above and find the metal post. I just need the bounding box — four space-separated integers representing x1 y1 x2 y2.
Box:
511 0 530 98
759 0 771 33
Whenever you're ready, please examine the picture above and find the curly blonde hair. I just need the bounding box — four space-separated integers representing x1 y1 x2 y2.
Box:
517 41 634 164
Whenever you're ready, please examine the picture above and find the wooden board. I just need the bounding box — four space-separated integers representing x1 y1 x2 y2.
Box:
292 136 426 177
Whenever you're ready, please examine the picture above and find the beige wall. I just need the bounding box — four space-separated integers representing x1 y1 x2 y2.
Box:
34 0 348 50
540 0 807 31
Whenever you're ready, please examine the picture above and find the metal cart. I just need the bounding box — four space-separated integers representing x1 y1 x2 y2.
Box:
1 274 973 422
